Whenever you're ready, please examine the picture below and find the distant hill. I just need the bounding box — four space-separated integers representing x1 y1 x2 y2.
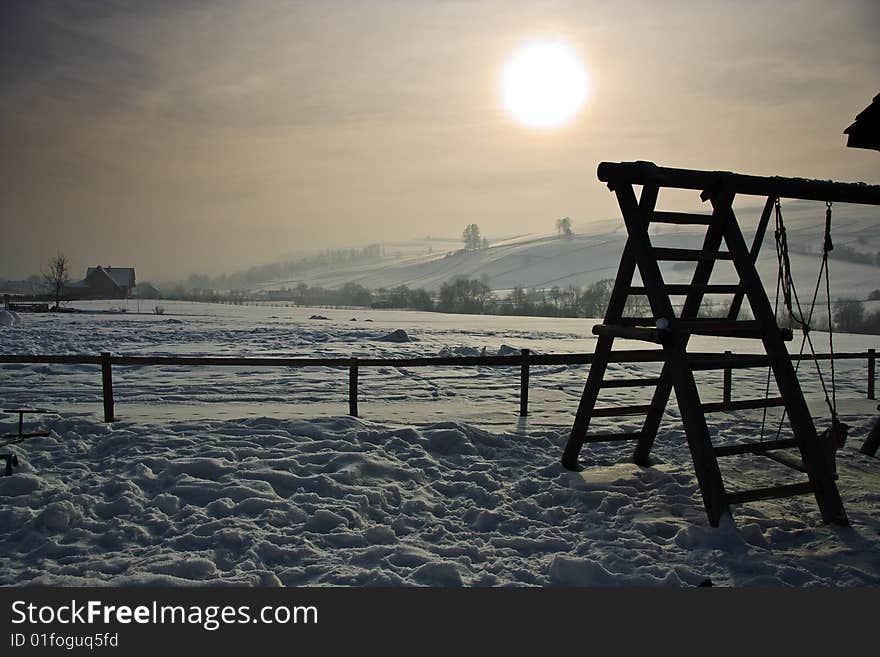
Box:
249 201 880 302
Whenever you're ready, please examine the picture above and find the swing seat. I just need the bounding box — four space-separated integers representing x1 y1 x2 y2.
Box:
821 420 849 476
754 422 847 480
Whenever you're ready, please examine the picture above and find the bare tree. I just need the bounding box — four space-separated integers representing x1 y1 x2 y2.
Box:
462 224 482 251
556 216 573 238
43 251 71 309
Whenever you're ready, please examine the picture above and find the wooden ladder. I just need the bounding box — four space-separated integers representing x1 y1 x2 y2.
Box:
561 168 848 527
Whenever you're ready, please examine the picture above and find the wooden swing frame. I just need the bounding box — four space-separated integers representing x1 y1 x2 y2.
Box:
561 161 880 526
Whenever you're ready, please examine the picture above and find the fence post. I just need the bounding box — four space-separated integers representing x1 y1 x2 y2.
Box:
869 348 876 400
723 350 732 405
520 349 530 417
101 351 115 422
349 356 359 417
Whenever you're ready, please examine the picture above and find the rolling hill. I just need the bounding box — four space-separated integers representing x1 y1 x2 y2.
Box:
251 200 880 304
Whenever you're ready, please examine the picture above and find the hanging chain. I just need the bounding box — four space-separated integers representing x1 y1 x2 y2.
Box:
761 197 784 441
825 201 837 420
772 199 838 439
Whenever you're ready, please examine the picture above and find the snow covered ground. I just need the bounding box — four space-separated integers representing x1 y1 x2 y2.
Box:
1 301 879 586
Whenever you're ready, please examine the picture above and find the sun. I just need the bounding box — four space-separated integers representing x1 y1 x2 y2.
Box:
500 41 589 129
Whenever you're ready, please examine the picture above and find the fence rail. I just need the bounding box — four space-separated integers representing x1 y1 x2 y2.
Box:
1 348 876 423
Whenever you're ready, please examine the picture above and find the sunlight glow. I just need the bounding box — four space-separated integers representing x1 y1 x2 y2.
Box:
501 41 589 129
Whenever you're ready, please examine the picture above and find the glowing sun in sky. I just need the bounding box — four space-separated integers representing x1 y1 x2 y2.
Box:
501 41 589 129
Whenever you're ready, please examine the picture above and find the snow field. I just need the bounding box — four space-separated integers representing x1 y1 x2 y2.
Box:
1 301 879 586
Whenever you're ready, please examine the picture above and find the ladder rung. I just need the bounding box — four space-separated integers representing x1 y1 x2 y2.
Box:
654 247 733 261
592 324 661 343
579 432 642 444
725 481 815 505
714 438 800 457
610 318 793 341
599 377 663 388
628 284 741 295
760 451 808 474
702 397 786 413
651 211 715 225
690 354 772 370
616 317 658 327
676 319 793 341
677 318 759 329
591 404 654 417
617 317 757 328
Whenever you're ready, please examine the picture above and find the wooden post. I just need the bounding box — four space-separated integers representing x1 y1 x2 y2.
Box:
868 348 876 400
723 351 732 404
636 182 725 467
621 182 730 525
520 349 530 417
728 196 775 320
564 185 658 470
349 357 358 417
101 351 114 422
718 195 847 526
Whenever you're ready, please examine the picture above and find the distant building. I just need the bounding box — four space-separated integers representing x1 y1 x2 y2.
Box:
67 266 136 300
844 93 880 151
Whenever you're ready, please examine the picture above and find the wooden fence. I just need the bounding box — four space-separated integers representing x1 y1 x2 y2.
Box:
0 348 875 422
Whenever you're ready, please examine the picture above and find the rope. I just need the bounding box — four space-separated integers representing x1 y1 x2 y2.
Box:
760 206 783 441
825 201 837 419
769 199 838 440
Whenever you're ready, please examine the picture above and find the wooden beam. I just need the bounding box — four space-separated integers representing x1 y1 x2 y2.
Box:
723 350 733 404
592 324 661 343
591 404 654 417
563 255 636 466
599 377 663 388
653 247 733 261
716 194 848 525
0 355 103 365
0 350 868 369
714 438 800 457
761 451 808 473
101 351 114 423
701 397 785 413
563 184 660 471
636 187 731 468
598 161 880 206
349 357 358 417
629 284 741 295
650 211 715 225
726 481 815 505
690 354 772 370
728 195 775 320
579 432 642 444
616 181 730 526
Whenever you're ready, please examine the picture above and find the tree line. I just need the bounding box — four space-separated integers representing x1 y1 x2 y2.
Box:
832 297 880 334
144 277 880 334
149 277 622 318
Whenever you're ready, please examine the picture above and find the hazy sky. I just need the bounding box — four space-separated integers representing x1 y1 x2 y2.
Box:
1 0 877 282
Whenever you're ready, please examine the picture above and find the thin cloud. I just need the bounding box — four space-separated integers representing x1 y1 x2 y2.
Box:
1 0 877 281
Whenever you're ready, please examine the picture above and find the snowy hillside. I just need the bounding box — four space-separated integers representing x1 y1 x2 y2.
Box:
250 201 880 303
1 302 879 586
